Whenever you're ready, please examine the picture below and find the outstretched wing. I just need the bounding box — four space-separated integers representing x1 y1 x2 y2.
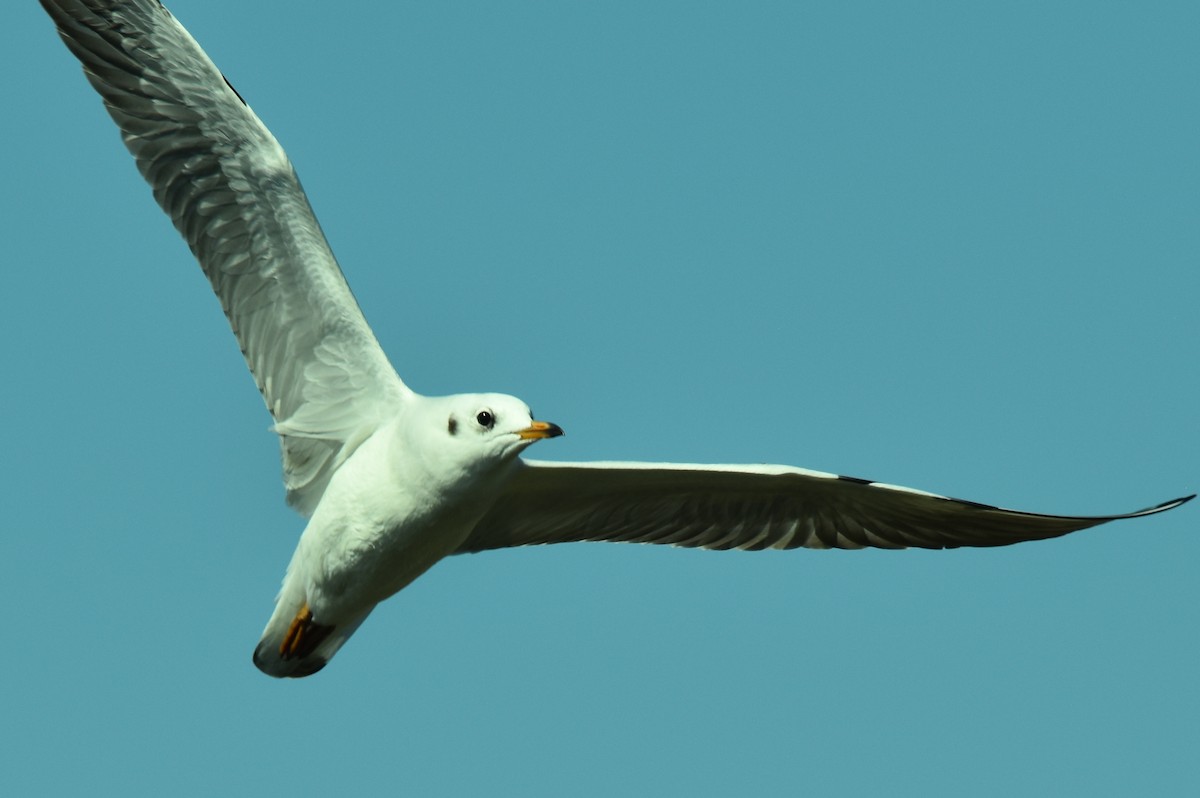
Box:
458 460 1192 553
41 0 410 514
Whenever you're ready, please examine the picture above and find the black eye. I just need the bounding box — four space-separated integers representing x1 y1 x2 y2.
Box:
476 410 494 429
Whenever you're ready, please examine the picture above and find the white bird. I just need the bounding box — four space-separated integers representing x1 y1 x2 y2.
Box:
41 0 1193 678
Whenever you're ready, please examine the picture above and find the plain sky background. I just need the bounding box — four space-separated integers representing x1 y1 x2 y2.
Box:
4 1 1197 795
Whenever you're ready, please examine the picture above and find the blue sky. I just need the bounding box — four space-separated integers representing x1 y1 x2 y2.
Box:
4 1 1197 794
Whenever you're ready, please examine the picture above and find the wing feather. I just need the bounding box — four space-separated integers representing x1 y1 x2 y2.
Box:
458 461 1192 554
41 0 410 514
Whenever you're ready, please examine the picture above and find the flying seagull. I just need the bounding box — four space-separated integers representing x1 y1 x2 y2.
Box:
40 0 1193 678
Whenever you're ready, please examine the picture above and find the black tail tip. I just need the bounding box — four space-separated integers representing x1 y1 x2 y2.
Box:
253 640 329 679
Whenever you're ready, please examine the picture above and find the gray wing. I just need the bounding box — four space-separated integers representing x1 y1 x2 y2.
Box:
458 460 1192 553
41 0 410 514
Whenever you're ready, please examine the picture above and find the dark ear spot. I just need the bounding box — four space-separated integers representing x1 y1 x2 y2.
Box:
448 416 458 435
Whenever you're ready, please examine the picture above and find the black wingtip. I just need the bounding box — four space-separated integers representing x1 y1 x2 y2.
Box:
1157 494 1196 512
1126 494 1196 518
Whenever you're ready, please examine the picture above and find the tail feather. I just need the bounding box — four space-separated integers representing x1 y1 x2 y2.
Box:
253 608 372 679
253 639 332 678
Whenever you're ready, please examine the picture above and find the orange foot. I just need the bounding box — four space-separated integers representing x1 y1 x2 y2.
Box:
279 604 334 660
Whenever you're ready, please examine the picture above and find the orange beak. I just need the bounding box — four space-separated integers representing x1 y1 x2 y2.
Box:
516 420 564 440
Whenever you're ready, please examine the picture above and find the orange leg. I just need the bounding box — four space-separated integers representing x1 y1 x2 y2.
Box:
279 604 334 659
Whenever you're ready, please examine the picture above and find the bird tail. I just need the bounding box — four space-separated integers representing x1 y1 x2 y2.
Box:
252 602 372 679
